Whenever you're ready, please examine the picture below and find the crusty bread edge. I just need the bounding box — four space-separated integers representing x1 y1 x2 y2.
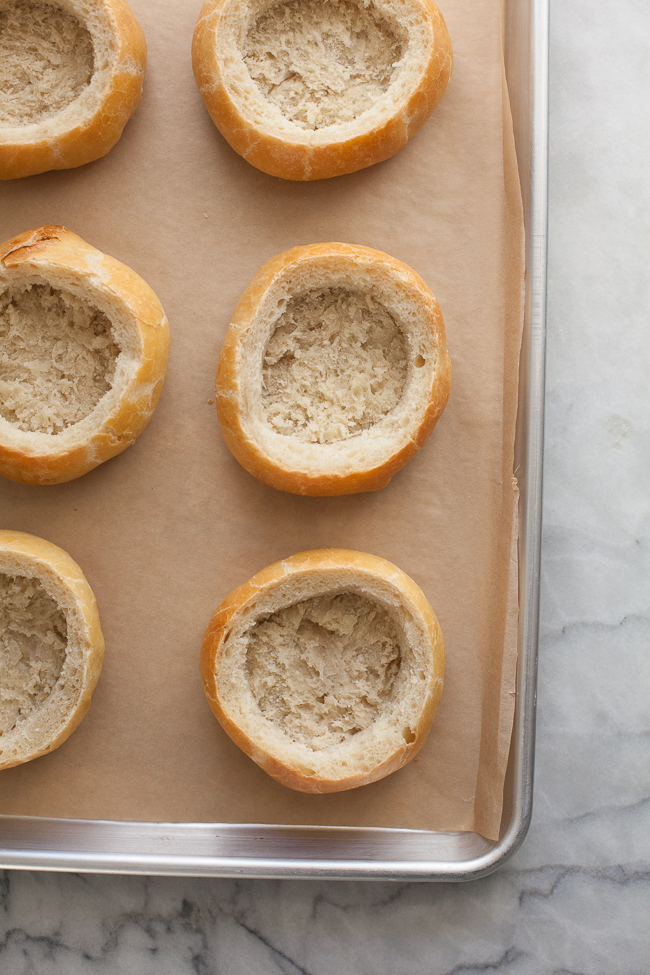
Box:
215 242 451 495
192 0 452 180
0 0 146 181
0 530 105 770
200 549 445 793
0 225 170 485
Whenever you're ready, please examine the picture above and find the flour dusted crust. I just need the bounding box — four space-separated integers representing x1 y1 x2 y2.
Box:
201 549 445 793
0 0 146 180
216 243 451 495
0 530 104 770
0 226 170 484
192 0 452 180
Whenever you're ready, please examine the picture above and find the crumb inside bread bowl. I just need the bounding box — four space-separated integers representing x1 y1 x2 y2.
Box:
243 0 405 131
0 0 147 180
0 283 120 435
200 549 445 792
262 287 408 444
192 0 452 179
247 591 402 749
0 226 170 485
0 573 68 738
0 1 95 126
216 243 451 495
0 530 104 770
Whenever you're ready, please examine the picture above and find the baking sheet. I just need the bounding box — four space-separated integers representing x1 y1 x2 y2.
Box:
0 0 524 841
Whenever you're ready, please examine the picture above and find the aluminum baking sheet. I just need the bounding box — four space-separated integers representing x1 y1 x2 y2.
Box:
0 0 547 879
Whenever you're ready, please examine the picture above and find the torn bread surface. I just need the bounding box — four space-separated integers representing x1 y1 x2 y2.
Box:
0 283 121 435
243 0 405 130
0 1 95 126
247 592 402 749
0 573 68 736
261 287 408 444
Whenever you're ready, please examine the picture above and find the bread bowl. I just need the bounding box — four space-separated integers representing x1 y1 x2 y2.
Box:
0 225 170 485
192 0 452 180
216 242 451 495
0 0 146 180
201 549 444 793
0 529 104 770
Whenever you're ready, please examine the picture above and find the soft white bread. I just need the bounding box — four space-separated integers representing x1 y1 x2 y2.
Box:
0 225 170 485
0 0 146 181
216 243 451 495
192 0 452 180
201 549 444 793
0 530 104 770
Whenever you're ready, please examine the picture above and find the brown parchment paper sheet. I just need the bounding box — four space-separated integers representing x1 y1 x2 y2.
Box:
0 0 524 841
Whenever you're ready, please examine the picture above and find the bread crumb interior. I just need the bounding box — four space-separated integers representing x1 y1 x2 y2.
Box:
0 573 67 737
246 592 401 750
262 287 407 443
0 1 94 125
0 284 120 435
243 0 403 129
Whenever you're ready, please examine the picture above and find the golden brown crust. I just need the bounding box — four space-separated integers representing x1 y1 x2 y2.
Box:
215 242 451 495
192 0 452 180
200 549 445 793
0 0 146 181
0 226 170 485
0 529 105 770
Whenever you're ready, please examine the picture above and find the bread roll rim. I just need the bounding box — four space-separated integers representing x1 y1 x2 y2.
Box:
201 549 445 793
0 225 170 484
0 529 105 770
0 0 146 179
0 0 117 136
192 0 452 179
215 242 451 495
209 0 441 142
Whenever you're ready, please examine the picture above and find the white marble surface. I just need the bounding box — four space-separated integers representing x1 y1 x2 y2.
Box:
1 0 649 970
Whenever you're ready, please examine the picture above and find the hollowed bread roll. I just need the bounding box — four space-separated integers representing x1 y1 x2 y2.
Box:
0 225 170 485
201 549 445 793
0 530 104 770
192 0 452 180
216 243 451 495
0 0 146 180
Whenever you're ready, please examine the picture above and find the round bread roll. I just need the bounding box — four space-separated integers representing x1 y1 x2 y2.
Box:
0 530 104 770
0 225 170 485
0 0 146 181
192 0 452 180
201 549 445 793
216 242 451 495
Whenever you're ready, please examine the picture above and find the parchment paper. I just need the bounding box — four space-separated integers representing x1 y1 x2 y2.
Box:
0 0 524 841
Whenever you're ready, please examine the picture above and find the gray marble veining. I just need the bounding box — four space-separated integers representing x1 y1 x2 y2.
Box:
0 866 648 973
1 0 649 970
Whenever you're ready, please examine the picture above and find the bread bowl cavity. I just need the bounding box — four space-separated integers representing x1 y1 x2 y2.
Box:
216 243 451 495
0 573 67 736
0 530 104 770
200 549 445 792
0 0 147 180
0 226 170 485
0 283 120 434
247 591 402 749
244 0 404 131
192 0 452 179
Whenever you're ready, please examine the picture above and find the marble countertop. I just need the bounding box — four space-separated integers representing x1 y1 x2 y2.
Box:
1 0 649 971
